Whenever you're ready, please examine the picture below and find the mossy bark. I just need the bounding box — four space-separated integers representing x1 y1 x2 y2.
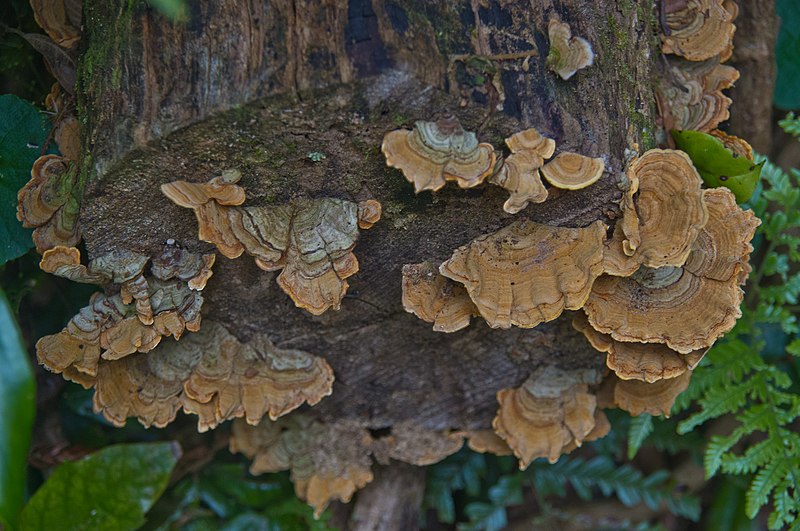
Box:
77 0 658 521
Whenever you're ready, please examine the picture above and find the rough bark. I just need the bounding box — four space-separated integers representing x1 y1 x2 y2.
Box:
727 0 777 153
77 0 657 445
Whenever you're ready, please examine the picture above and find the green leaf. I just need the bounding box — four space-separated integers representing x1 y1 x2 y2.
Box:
0 288 35 530
627 414 654 459
775 0 800 109
0 94 56 264
671 130 763 203
19 442 181 531
779 113 800 139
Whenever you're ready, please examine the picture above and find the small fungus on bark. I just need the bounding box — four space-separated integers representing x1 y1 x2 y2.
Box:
401 261 477 333
540 152 605 190
39 246 109 284
16 154 81 253
440 219 606 329
151 240 216 291
381 115 496 193
162 172 380 315
492 366 605 468
488 128 553 214
30 0 81 49
602 372 693 417
660 0 736 62
546 17 594 80
45 83 81 161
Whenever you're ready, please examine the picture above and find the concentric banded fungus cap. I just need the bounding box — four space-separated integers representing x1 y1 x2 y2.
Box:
492 366 601 468
488 128 554 214
573 312 706 383
546 18 594 80
586 188 760 354
92 322 334 430
540 152 605 190
603 149 709 276
230 417 375 518
656 58 739 133
661 0 736 61
381 115 496 193
466 431 513 456
401 262 477 333
440 220 606 329
16 154 81 253
151 241 216 291
605 372 692 417
39 246 110 285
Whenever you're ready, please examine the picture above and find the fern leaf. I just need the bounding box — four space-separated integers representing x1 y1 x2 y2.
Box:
746 458 790 518
779 112 800 138
627 414 654 459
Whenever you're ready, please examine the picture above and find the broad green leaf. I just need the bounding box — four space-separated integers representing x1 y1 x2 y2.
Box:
0 288 35 530
775 0 800 110
0 94 57 264
671 130 763 203
19 442 180 531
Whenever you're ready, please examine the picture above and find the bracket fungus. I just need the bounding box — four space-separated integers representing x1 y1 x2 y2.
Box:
92 321 334 430
440 220 606 329
401 262 478 333
540 152 605 190
603 149 709 277
660 0 736 62
656 58 739 133
36 279 204 386
601 372 692 417
492 366 606 468
586 188 759 354
231 417 376 517
161 172 380 315
16 154 81 253
381 115 496 193
151 240 216 291
546 18 594 80
488 128 554 214
573 312 706 383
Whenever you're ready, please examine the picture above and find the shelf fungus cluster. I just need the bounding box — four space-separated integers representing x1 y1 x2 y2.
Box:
36 244 214 388
660 0 737 62
383 118 605 215
16 154 82 254
574 149 759 414
161 171 381 315
92 321 334 430
493 366 609 468
546 17 594 80
230 416 466 517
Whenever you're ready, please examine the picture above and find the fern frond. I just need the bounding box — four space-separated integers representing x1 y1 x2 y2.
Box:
779 112 800 138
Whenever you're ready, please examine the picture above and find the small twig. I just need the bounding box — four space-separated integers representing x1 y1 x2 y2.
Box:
449 50 539 63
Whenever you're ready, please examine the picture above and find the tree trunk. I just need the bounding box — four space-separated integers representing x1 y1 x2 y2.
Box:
76 0 659 516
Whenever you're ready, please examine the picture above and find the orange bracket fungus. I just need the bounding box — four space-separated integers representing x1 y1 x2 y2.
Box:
30 0 82 49
381 115 496 193
660 0 736 62
585 187 759 354
151 240 216 291
546 17 594 80
401 261 478 333
16 154 81 254
488 128 554 214
91 321 334 431
161 171 380 315
36 279 204 387
540 152 605 190
573 312 706 383
600 372 693 417
656 58 739 133
493 366 608 468
230 416 466 517
440 219 606 329
603 149 709 277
